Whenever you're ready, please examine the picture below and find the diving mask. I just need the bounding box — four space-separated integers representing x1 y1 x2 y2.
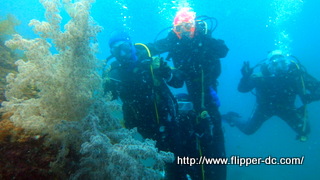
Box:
110 41 133 60
267 55 290 76
173 22 196 39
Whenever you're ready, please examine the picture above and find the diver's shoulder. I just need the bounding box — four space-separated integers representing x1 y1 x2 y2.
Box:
251 72 264 79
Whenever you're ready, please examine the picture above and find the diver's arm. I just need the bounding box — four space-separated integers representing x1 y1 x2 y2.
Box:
288 62 320 104
147 31 176 55
238 75 256 93
238 61 255 92
208 38 229 59
166 68 185 88
154 57 184 88
301 72 320 103
211 58 222 81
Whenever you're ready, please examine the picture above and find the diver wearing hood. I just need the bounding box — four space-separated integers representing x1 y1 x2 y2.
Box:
104 31 185 179
223 50 320 141
147 8 229 180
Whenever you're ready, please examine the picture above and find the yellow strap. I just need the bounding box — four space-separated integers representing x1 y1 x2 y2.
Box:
291 61 308 135
199 68 206 179
201 68 205 109
149 57 160 124
134 43 159 123
291 61 306 94
302 105 308 133
154 100 160 124
134 43 152 58
197 140 205 180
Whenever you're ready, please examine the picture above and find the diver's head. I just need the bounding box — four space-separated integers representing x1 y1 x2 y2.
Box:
267 50 285 61
173 8 196 39
109 31 136 62
265 50 290 76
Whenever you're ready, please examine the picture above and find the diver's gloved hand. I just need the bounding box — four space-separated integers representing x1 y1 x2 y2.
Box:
221 111 242 127
241 61 253 78
158 58 173 81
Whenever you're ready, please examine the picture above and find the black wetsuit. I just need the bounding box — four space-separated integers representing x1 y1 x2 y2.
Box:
105 46 184 179
237 61 320 138
148 30 229 180
105 52 183 150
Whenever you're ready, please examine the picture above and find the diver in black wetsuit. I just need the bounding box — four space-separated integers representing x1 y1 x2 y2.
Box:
104 31 184 179
224 50 320 142
147 8 229 180
105 31 184 149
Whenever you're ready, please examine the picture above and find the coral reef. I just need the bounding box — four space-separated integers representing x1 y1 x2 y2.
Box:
0 15 20 106
0 113 24 142
74 101 174 179
0 136 59 180
3 0 102 134
0 43 17 106
50 99 174 180
0 14 20 40
0 112 60 179
0 0 175 179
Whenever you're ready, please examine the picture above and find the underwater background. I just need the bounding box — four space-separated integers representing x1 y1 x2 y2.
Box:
1 0 319 179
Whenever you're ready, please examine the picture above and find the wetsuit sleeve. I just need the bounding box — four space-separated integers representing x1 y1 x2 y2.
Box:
208 38 229 59
211 58 221 83
238 75 256 93
288 62 320 104
166 68 185 88
302 72 320 102
153 57 184 88
147 31 176 55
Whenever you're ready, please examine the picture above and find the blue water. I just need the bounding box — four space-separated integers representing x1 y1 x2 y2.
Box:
1 0 320 179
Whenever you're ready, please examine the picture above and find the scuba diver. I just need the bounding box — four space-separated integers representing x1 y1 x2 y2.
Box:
147 8 229 180
223 50 320 141
104 31 185 179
